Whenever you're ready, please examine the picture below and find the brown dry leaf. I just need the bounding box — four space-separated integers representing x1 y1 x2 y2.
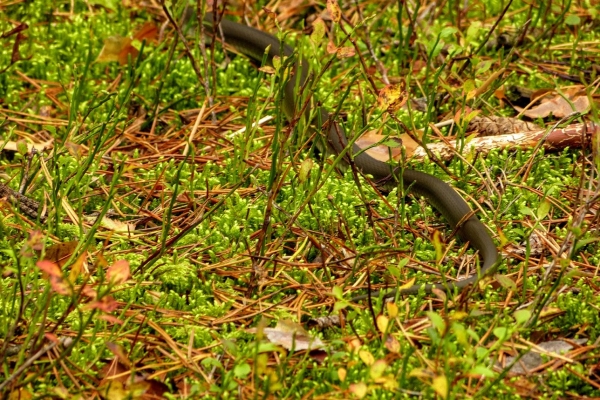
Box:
516 87 590 118
377 82 408 112
132 22 158 43
326 40 337 54
498 339 587 375
248 319 325 351
384 335 400 353
326 0 342 23
96 36 138 65
43 240 88 283
354 130 418 162
337 46 355 58
44 241 79 268
98 359 169 400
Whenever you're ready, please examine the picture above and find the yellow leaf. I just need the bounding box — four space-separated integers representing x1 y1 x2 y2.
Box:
349 382 368 398
409 368 432 379
310 18 326 44
358 349 375 366
432 375 448 399
376 315 389 333
377 82 407 112
386 302 398 318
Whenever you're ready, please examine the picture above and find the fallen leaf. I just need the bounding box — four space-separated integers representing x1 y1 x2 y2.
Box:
349 382 368 398
44 241 79 267
85 296 118 313
377 82 408 112
516 87 590 119
326 0 342 23
337 46 355 58
354 130 416 162
107 260 130 285
132 22 158 43
96 36 138 65
384 335 400 353
248 319 325 351
36 259 62 278
498 339 588 375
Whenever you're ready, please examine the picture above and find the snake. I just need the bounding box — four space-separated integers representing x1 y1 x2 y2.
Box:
199 12 500 301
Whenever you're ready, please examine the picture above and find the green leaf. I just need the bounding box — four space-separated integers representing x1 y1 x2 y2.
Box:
495 274 517 291
382 139 402 148
89 0 118 11
332 285 343 300
519 205 534 217
466 21 482 42
468 365 495 377
427 311 446 334
440 27 458 39
234 363 251 379
514 309 531 325
536 200 551 220
386 264 401 278
493 327 509 340
565 14 581 25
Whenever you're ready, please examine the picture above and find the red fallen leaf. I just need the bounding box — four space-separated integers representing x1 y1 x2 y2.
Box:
107 260 130 285
86 296 118 313
132 22 158 43
98 314 124 325
37 259 61 278
44 332 60 344
50 275 71 295
82 285 97 299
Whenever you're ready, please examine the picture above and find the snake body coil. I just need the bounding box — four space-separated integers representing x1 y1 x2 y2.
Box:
202 13 500 301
